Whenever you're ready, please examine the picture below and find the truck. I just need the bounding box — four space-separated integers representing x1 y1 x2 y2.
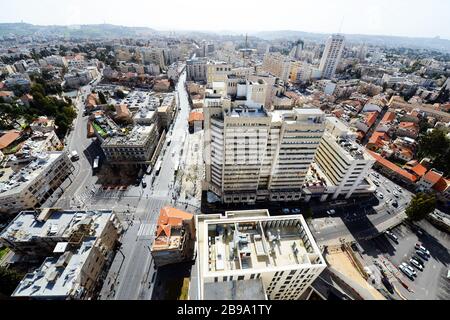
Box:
71 151 80 161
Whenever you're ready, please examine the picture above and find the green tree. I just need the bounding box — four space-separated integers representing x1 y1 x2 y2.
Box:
405 193 436 221
418 128 450 160
0 266 23 297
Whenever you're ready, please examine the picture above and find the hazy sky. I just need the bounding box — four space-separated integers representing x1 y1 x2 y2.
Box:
1 0 449 39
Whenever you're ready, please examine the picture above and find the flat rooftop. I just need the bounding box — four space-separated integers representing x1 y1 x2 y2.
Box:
0 152 64 196
227 106 267 118
12 238 96 298
103 124 154 147
197 210 325 278
0 209 113 243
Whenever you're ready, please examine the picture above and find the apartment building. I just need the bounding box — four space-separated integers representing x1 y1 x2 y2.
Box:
262 53 293 82
140 48 167 69
0 152 74 214
319 34 345 79
207 62 232 85
157 94 176 129
0 209 121 299
186 57 208 82
313 117 376 200
203 102 326 204
195 209 326 300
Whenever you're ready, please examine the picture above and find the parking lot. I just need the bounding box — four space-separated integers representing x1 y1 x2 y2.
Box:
359 220 450 300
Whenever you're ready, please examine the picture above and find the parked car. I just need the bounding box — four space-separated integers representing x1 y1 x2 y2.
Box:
401 263 417 277
415 243 430 256
373 180 380 186
409 258 424 271
142 181 147 188
391 200 399 207
377 192 384 199
399 264 415 280
291 208 301 214
393 191 399 198
416 250 429 261
282 208 291 214
412 255 425 267
385 230 399 243
327 209 336 215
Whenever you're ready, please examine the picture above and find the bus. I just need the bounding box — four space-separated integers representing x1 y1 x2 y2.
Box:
155 160 163 176
174 159 179 175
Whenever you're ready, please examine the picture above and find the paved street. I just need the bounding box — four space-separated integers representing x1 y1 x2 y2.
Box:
310 169 413 246
98 70 192 300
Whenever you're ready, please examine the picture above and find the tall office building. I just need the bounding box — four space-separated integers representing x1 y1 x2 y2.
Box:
313 117 376 201
194 209 326 300
203 101 326 204
319 34 345 79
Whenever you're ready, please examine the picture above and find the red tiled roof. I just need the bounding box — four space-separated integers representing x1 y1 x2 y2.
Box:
0 130 21 149
188 112 204 123
154 207 193 242
367 150 418 183
422 170 443 186
380 111 395 123
368 132 388 146
399 122 417 129
410 164 428 178
365 112 379 127
433 178 449 193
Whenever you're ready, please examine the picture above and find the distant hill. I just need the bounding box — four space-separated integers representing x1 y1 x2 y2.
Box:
250 30 450 52
1 23 450 52
0 23 158 39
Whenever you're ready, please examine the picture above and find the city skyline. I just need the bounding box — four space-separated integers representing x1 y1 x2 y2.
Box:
1 0 450 40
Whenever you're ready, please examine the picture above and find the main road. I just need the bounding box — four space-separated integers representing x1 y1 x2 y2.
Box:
99 70 191 300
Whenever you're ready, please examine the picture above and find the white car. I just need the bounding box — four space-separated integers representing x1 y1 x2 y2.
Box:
377 192 384 199
385 230 398 242
327 209 336 215
401 263 417 277
415 243 430 256
409 258 423 271
393 191 399 198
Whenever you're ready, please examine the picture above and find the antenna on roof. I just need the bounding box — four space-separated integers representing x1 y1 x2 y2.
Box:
338 15 345 34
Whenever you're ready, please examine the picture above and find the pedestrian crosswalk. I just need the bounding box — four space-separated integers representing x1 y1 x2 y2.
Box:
137 223 156 238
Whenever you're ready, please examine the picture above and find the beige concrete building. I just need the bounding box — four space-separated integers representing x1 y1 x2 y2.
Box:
1 209 121 299
0 152 74 214
203 102 326 204
194 209 326 300
313 117 376 201
262 52 293 82
101 125 159 167
207 62 232 85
